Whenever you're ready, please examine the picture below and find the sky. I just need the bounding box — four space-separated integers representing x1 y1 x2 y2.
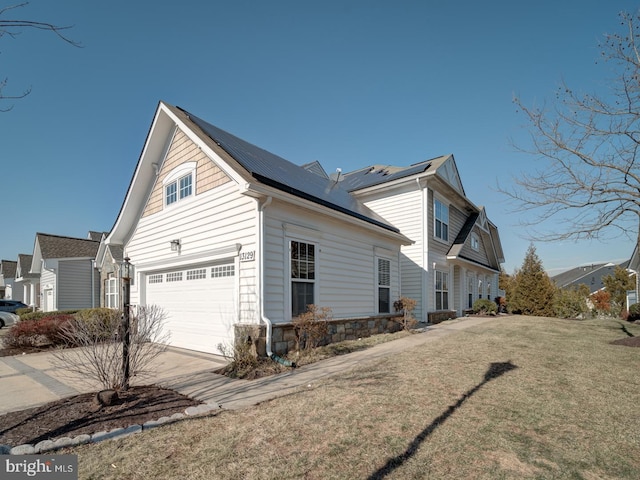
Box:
1 0 638 275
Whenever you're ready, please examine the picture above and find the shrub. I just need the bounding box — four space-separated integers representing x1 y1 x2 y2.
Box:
20 310 79 322
15 307 33 317
591 290 611 313
628 303 640 322
293 305 331 350
393 296 418 330
472 299 497 315
3 314 74 349
554 286 589 319
218 325 261 378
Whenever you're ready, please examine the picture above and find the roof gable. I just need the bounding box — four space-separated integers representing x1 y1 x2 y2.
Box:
0 260 17 279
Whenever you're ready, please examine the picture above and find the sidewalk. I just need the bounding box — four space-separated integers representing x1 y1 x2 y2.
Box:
162 316 498 410
0 316 497 416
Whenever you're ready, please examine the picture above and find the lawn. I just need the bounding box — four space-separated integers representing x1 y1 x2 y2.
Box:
68 316 640 479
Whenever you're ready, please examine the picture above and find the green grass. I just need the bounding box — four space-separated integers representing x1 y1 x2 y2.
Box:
69 316 640 479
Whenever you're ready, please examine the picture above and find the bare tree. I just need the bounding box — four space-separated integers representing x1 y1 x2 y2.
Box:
502 11 640 254
52 306 170 392
0 2 81 110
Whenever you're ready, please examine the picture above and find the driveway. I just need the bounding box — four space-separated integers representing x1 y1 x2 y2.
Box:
0 344 228 416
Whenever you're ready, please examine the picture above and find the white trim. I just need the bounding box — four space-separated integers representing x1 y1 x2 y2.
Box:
132 244 241 272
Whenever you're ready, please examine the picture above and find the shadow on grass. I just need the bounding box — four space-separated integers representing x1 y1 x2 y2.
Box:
368 361 518 480
619 322 635 337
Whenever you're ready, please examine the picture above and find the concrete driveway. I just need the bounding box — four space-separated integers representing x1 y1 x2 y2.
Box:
0 342 228 416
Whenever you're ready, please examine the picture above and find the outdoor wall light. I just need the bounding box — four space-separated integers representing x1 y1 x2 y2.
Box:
170 239 181 251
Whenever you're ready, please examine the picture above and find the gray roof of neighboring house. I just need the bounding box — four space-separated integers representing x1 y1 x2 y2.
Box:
179 107 400 234
17 254 35 278
36 233 100 259
88 231 108 242
552 262 628 294
0 260 17 278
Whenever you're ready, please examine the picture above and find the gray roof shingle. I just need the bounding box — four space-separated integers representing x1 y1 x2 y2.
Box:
37 233 100 259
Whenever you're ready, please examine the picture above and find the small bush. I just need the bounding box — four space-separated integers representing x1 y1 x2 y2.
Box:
393 296 418 330
554 287 589 319
3 314 74 349
473 299 498 315
293 305 331 350
20 310 79 322
218 325 261 378
628 303 640 322
15 307 33 317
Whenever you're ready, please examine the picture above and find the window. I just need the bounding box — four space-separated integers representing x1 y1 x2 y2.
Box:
434 198 449 242
487 281 492 302
291 240 315 317
471 233 479 251
105 277 118 309
165 172 193 206
186 268 206 280
166 272 183 282
468 275 474 309
211 265 235 278
478 279 483 299
435 271 449 310
378 258 391 313
148 274 163 284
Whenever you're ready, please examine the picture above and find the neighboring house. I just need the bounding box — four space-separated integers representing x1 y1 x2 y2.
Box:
552 262 627 295
0 260 18 300
627 245 639 309
95 233 124 309
14 254 39 309
104 101 412 355
341 156 505 321
28 233 101 312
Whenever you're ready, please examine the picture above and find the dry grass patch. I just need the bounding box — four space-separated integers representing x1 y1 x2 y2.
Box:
67 316 640 479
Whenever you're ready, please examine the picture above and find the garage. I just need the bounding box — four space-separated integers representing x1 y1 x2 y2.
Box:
144 260 237 355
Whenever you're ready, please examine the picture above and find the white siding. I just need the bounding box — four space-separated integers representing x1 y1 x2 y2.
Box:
40 268 57 312
263 200 402 323
126 181 258 326
357 185 427 321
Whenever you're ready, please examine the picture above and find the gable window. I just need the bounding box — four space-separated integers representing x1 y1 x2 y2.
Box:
291 240 315 317
434 198 449 242
163 163 196 207
166 173 192 205
471 233 480 251
105 276 118 309
435 270 449 310
377 258 391 313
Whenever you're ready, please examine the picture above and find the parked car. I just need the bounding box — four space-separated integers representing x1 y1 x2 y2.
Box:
0 300 28 313
0 311 19 328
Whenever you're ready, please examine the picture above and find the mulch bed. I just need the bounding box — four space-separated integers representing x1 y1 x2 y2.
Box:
0 386 202 447
610 336 640 347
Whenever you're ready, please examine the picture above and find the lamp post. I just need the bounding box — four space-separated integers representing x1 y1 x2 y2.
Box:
121 257 131 391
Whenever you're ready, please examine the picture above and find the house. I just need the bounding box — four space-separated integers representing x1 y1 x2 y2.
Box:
341 156 505 322
14 254 39 309
552 262 627 295
627 245 639 309
95 233 124 308
104 101 412 355
28 233 100 312
0 260 18 300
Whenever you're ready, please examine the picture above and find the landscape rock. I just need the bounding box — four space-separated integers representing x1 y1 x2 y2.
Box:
0 444 10 454
96 389 119 407
34 440 55 453
10 444 35 455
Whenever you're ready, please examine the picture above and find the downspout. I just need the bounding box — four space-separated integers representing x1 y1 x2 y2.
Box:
416 177 428 321
91 259 96 308
257 196 296 367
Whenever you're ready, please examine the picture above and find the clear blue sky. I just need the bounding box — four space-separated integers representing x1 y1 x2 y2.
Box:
1 0 637 275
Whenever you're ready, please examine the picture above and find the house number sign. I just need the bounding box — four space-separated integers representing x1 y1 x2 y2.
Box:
240 250 255 262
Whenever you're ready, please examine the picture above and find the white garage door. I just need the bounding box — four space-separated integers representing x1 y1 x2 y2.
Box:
145 261 236 355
